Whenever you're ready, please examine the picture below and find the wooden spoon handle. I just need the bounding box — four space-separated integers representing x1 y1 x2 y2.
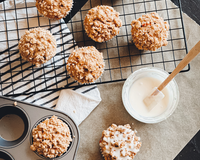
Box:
158 40 200 91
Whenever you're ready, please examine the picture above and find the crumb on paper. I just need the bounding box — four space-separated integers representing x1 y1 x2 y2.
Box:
14 101 17 106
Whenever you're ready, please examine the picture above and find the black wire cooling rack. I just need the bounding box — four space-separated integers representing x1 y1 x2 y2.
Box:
0 0 188 96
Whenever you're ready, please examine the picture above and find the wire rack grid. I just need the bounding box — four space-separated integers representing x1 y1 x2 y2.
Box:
67 0 189 84
0 0 188 96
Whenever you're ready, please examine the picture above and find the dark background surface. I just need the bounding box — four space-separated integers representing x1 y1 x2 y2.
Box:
172 0 200 25
174 130 200 160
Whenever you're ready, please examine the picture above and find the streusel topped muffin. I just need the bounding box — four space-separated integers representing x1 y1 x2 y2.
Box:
18 28 57 67
99 124 141 160
84 5 122 42
66 46 105 84
30 116 72 158
131 12 169 51
36 0 73 19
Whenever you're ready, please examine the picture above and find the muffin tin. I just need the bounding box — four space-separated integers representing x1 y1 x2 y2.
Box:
0 95 80 160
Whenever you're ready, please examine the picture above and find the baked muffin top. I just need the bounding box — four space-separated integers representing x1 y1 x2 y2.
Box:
66 46 105 84
84 5 122 42
36 0 73 19
131 12 169 51
18 27 57 66
30 116 72 158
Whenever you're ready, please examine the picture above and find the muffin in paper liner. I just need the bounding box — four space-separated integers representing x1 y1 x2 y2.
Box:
18 27 57 67
30 115 72 159
36 0 73 20
84 5 122 43
131 12 169 51
99 124 141 160
66 46 105 84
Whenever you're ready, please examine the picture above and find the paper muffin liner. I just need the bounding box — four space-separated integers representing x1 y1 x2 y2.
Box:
83 5 122 43
62 0 74 20
84 28 120 44
67 68 104 85
36 0 74 20
99 140 113 160
99 137 107 160
99 146 105 160
66 46 105 84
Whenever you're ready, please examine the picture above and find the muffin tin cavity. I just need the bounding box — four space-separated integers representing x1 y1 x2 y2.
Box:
31 115 74 159
0 96 79 160
0 105 29 148
0 150 14 160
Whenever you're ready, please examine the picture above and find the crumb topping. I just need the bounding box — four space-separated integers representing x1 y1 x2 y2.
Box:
66 46 105 84
131 12 169 51
30 116 72 158
99 124 141 160
84 5 122 42
36 0 73 19
18 28 57 67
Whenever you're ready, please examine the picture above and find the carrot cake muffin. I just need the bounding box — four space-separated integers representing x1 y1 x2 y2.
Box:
18 28 57 67
99 124 141 160
84 5 122 42
36 0 73 19
131 12 169 51
30 116 72 158
66 46 105 84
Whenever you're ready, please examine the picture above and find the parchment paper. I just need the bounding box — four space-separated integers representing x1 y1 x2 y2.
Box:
74 1 200 160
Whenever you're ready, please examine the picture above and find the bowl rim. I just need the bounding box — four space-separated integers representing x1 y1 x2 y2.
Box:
122 67 179 124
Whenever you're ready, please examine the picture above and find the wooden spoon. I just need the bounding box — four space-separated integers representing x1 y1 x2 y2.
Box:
144 40 200 110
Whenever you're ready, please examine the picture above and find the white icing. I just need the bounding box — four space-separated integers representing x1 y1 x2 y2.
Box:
100 125 141 159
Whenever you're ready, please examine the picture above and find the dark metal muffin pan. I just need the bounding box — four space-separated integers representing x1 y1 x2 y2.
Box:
0 95 80 160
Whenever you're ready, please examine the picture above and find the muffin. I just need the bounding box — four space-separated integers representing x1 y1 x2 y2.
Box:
36 0 73 19
66 46 105 84
30 116 72 158
99 124 141 160
18 28 57 67
131 12 169 51
84 5 122 42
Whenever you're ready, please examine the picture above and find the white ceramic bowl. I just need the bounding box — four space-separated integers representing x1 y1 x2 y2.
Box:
122 67 179 123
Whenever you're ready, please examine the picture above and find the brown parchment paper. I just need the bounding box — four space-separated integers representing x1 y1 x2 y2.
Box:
73 1 200 160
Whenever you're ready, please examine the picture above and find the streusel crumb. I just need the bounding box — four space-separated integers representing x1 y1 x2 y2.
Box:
99 124 141 160
36 0 73 19
131 12 169 51
30 116 72 158
84 5 122 42
18 28 57 67
66 46 105 84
